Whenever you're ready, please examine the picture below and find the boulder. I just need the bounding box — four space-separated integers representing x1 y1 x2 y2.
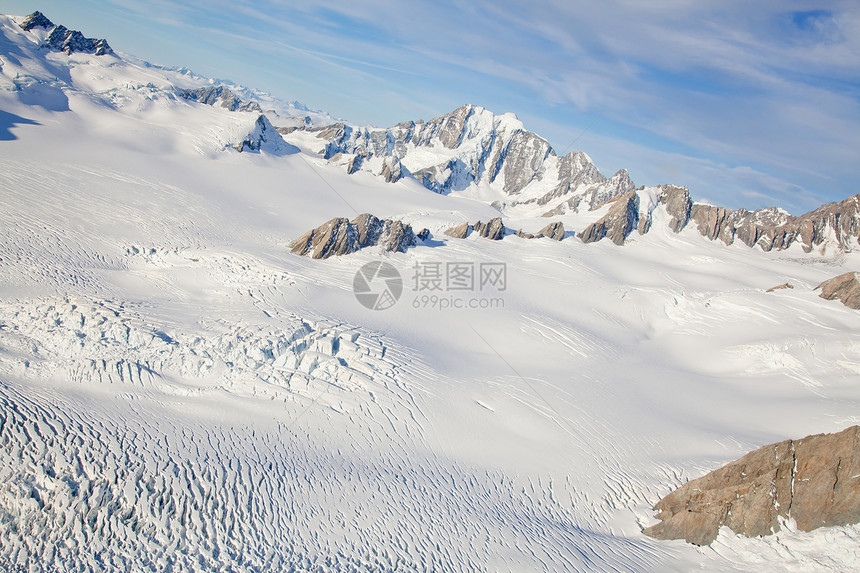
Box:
644 425 860 546
815 272 860 309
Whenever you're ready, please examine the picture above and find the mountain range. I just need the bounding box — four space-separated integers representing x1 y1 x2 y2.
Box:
2 11 860 573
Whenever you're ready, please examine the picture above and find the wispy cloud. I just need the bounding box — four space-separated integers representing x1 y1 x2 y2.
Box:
14 0 859 212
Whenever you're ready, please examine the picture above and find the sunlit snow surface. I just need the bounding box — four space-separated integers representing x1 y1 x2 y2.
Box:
1 14 860 573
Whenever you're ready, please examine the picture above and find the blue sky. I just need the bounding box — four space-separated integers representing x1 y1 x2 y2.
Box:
6 1 860 213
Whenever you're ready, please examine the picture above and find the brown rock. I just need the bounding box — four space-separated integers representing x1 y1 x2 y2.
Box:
289 214 417 259
536 221 565 241
380 158 406 183
578 191 639 245
473 218 506 240
658 185 692 233
689 194 860 253
815 272 860 309
515 221 565 241
346 154 364 175
541 203 567 218
765 283 794 293
644 425 860 546
444 222 472 239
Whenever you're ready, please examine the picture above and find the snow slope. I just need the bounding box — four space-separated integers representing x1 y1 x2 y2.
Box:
1 12 860 572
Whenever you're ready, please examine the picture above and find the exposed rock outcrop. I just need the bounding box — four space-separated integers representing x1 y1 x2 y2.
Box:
659 185 693 233
346 154 364 175
516 221 565 241
537 221 565 241
765 283 794 293
380 158 407 183
20 11 113 56
444 218 506 240
290 214 418 259
444 222 471 239
178 86 261 113
815 272 860 309
235 115 292 154
644 425 860 546
578 191 640 245
293 101 860 254
473 218 506 240
690 194 860 253
19 11 53 31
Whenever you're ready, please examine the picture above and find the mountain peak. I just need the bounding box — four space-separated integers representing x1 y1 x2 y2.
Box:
19 11 113 56
20 11 53 31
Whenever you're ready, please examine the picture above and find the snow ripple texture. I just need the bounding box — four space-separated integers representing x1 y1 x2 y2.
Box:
0 381 667 572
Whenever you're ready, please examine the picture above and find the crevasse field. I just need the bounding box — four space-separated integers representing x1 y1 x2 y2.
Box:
1 13 859 572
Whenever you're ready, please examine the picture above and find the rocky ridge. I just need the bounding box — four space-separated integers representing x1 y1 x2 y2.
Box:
178 86 262 113
290 214 422 259
577 185 860 250
12 13 860 253
299 104 634 211
443 217 506 240
815 272 860 309
689 193 860 253
644 426 860 546
20 11 113 56
516 221 565 241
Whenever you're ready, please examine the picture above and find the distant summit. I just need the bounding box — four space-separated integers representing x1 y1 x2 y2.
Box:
19 10 52 31
20 11 113 56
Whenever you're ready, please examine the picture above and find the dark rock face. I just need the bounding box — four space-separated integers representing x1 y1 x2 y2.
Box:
290 214 418 259
178 86 261 113
816 272 860 309
21 12 114 56
20 11 53 31
644 426 860 546
690 194 860 253
578 191 640 246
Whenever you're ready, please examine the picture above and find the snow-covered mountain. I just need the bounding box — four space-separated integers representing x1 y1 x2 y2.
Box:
2 12 860 573
291 108 859 254
293 103 634 210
